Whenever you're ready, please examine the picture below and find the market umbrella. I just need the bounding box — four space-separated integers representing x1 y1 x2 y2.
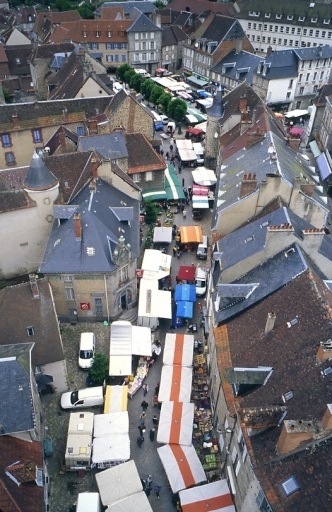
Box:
290 127 304 136
175 284 196 302
95 460 142 506
179 479 236 512
176 300 193 319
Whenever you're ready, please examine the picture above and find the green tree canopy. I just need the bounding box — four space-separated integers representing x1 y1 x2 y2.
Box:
131 72 144 92
144 202 158 225
116 63 131 82
150 85 164 106
158 92 172 112
140 79 155 101
124 68 136 85
167 98 187 123
89 353 108 386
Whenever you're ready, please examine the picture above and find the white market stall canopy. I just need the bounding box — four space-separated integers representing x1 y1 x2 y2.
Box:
158 365 193 402
95 460 142 507
179 480 236 512
132 326 152 356
106 491 153 512
94 412 129 437
185 114 199 124
192 167 217 186
195 121 207 133
138 278 172 320
163 333 194 367
153 226 172 244
141 249 171 280
157 444 207 493
193 142 204 156
157 401 195 446
176 139 194 150
104 385 128 413
92 433 130 465
192 195 209 209
284 109 308 118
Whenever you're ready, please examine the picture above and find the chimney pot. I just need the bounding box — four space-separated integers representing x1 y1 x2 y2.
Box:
29 274 40 299
265 311 276 334
73 213 82 241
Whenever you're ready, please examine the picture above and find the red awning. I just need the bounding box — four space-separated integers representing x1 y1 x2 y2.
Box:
192 184 209 196
177 266 196 282
186 128 203 136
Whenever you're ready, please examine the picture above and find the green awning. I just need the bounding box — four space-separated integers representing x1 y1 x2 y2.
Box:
309 140 321 159
142 189 167 202
164 165 185 201
187 106 207 123
187 75 209 87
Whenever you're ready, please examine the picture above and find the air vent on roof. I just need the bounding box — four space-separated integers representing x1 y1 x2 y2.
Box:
260 221 269 228
282 391 294 403
245 235 255 243
287 318 298 328
284 248 295 258
309 2 315 7
321 367 332 377
87 247 95 256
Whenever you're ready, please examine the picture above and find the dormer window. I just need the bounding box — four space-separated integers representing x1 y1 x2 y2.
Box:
323 19 330 24
311 17 318 23
82 31 87 37
95 31 100 37
287 15 294 21
107 30 112 37
276 14 282 20
265 13 271 18
299 16 305 22
249 11 260 17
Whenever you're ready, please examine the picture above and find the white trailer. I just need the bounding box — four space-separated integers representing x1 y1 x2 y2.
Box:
65 412 94 471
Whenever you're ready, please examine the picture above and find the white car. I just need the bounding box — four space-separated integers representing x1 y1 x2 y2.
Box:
60 386 104 409
195 268 207 297
113 82 123 93
78 332 95 369
160 114 169 125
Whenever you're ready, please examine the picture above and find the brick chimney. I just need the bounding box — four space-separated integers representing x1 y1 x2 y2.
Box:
91 156 98 178
12 113 19 129
239 95 249 122
89 178 96 192
73 213 82 241
246 128 265 148
29 274 39 299
322 404 332 430
58 130 66 153
277 420 314 455
88 119 98 134
317 339 332 363
239 173 257 198
265 312 276 334
288 138 301 152
301 228 325 252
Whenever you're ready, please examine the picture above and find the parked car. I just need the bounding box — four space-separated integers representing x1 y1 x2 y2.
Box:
160 114 169 125
195 268 207 297
197 90 212 99
78 332 95 369
60 386 104 409
196 235 208 260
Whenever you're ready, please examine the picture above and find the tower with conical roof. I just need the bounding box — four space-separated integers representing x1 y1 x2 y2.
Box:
23 150 59 272
205 86 224 169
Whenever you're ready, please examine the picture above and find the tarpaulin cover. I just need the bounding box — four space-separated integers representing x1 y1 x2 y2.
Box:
157 444 207 493
192 184 209 196
131 326 152 356
177 266 196 282
95 460 142 506
158 365 193 402
106 492 153 512
92 433 130 464
175 284 196 302
185 114 199 124
163 333 194 367
176 300 193 319
192 195 209 209
179 480 236 512
289 127 304 136
179 225 203 244
104 385 128 413
157 401 195 445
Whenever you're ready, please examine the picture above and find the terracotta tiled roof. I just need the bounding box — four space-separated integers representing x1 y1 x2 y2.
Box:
34 9 81 37
99 6 126 20
167 0 236 16
56 19 131 43
0 42 8 63
126 132 165 174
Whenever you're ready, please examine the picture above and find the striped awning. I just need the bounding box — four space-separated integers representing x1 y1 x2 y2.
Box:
142 188 167 201
179 225 203 244
158 365 193 402
162 333 194 367
165 165 185 200
179 480 236 512
157 401 195 446
158 444 206 493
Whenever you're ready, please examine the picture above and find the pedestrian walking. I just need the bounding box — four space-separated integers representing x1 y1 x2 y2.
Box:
140 412 146 425
147 475 153 487
173 245 177 256
154 485 161 499
183 209 187 219
160 148 164 157
182 178 185 187
178 165 182 174
170 155 175 163
149 428 155 441
137 436 144 448
142 383 148 396
138 425 145 436
145 487 151 497
141 400 148 411
165 151 169 160
170 144 173 152
152 414 159 426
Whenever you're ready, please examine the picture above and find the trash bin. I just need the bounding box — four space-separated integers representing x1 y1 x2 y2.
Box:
43 438 53 457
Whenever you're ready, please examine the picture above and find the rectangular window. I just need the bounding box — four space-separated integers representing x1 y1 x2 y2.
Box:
1 133 11 148
313 72 317 80
27 326 34 336
32 129 42 143
320 71 324 79
150 32 154 39
298 74 303 82
145 171 153 181
285 27 289 33
107 31 112 37
150 52 155 60
297 28 301 35
150 41 155 49
119 265 128 283
313 85 318 93
253 23 257 29
88 43 99 49
82 31 87 38
106 43 115 50
274 25 278 32
65 287 75 300
132 173 140 182
288 79 293 88
300 87 304 94
5 152 15 165
291 27 295 34
76 126 84 136
309 29 313 36
280 26 284 33
122 55 126 62
142 41 146 50
106 55 113 62
289 40 293 46
286 92 291 99
95 31 100 37
306 73 310 82
248 22 251 29
142 53 146 61
135 33 139 40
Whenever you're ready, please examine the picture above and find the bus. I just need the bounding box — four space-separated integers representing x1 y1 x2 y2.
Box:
151 110 164 131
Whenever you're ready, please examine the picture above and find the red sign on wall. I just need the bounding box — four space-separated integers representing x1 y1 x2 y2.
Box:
80 302 90 310
136 269 144 278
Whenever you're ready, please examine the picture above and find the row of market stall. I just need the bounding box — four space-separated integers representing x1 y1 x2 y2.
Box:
154 332 235 511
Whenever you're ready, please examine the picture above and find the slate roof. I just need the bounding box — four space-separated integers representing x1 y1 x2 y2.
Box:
126 132 165 174
167 0 235 17
40 177 140 274
0 343 35 435
193 13 239 43
212 130 327 230
98 1 156 16
24 151 58 191
5 45 32 75
294 44 332 62
127 11 162 32
254 49 298 80
29 42 74 65
44 125 79 154
161 25 187 46
0 436 43 512
211 49 261 86
0 279 64 367
213 243 308 324
313 84 332 107
224 268 332 511
0 96 112 132
78 132 128 160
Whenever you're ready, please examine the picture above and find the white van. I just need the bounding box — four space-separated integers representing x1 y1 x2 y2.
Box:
76 493 101 512
196 235 208 260
160 114 169 125
78 332 95 369
195 268 207 297
133 68 150 78
61 386 104 410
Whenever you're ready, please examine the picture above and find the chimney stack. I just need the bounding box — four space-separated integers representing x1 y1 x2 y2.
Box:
88 119 98 134
322 404 332 430
239 173 257 198
58 130 66 153
300 182 315 197
73 213 82 241
29 274 40 299
265 312 276 334
91 156 98 178
246 128 264 147
277 420 314 455
12 113 19 129
316 339 332 362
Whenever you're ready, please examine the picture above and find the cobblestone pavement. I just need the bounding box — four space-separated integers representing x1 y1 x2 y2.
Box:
44 134 212 511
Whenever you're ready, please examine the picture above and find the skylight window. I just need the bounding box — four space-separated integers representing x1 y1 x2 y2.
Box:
282 391 294 402
87 247 95 256
287 318 298 328
281 476 300 497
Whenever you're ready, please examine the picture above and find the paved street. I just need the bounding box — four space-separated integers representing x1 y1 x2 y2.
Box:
44 131 213 511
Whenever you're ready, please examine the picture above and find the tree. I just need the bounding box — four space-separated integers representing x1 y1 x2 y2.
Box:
124 68 136 85
150 85 164 107
167 98 187 123
77 4 94 19
88 353 108 386
131 73 144 92
158 92 172 112
144 202 158 225
116 63 131 82
140 79 155 102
